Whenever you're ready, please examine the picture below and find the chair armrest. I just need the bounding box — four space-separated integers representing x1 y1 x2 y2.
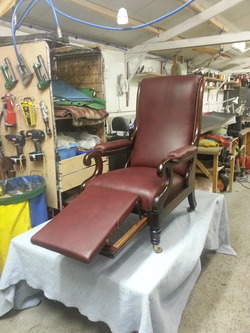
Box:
167 145 197 161
157 145 197 177
80 139 132 190
154 145 198 210
95 139 132 156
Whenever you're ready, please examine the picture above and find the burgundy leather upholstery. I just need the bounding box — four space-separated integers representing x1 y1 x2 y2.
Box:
32 75 204 262
130 75 201 176
87 75 203 212
86 167 185 211
31 187 139 263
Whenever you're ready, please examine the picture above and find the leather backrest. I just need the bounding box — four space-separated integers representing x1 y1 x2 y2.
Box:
129 75 203 176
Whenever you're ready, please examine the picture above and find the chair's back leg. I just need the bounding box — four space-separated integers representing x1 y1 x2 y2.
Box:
187 191 197 212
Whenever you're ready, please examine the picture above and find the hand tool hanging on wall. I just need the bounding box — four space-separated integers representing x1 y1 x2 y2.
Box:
5 135 26 167
33 55 50 90
19 97 36 126
39 102 52 136
20 129 45 162
16 54 33 86
0 58 18 90
1 94 16 128
0 140 15 179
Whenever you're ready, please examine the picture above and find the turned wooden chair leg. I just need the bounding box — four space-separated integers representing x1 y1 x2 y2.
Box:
149 216 163 253
187 191 197 212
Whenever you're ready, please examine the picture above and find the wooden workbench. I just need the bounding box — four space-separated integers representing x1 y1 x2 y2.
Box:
240 127 250 167
196 138 238 193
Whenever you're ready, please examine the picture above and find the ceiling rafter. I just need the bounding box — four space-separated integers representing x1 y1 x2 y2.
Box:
130 0 245 51
125 0 247 67
126 31 250 54
67 0 165 35
177 0 231 33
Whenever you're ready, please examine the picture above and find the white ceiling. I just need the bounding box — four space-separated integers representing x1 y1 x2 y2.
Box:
1 0 250 72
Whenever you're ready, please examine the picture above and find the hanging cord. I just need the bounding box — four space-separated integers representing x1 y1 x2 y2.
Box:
49 0 195 31
236 172 250 189
16 0 40 29
46 0 62 37
11 0 25 64
11 0 195 64
11 0 61 64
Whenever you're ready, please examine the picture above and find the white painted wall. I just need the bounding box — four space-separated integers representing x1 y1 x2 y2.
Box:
101 49 163 132
102 49 162 115
1 24 226 119
203 89 225 113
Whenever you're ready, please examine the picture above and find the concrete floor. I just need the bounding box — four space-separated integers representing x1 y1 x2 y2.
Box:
1 174 250 333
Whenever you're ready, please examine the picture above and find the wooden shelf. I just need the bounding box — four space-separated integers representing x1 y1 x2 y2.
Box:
203 76 223 82
134 72 163 79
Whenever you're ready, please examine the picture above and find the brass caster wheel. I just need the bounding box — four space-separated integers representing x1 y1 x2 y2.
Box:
153 245 162 253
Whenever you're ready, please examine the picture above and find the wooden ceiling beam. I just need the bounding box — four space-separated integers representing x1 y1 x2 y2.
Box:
126 0 246 58
126 31 250 54
68 0 164 35
177 0 231 33
140 0 245 46
192 47 219 55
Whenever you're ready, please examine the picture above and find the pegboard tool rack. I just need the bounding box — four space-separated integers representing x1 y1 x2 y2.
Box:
0 39 107 211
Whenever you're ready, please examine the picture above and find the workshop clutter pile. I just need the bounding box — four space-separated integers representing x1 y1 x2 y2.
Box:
0 40 109 211
0 45 108 174
198 125 244 192
53 80 108 127
52 80 108 159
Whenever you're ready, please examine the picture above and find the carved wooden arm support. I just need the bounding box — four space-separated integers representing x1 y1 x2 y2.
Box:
81 139 132 190
153 145 198 210
157 145 197 177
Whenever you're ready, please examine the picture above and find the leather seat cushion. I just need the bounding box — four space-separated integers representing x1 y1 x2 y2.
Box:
31 187 139 263
87 167 185 211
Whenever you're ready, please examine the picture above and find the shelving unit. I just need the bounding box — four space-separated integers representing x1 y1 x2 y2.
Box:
204 76 236 90
0 40 108 211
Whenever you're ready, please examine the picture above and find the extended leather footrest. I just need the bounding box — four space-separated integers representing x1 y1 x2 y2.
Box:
31 187 144 263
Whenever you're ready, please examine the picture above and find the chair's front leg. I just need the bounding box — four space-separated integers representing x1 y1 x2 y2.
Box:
148 213 162 253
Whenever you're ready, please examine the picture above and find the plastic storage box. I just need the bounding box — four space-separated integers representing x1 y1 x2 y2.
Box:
58 144 77 160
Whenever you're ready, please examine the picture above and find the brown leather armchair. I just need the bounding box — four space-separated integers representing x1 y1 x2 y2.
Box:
83 75 204 253
32 75 204 263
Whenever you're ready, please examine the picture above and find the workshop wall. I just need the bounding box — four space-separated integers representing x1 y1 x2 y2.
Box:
1 25 227 120
102 49 162 115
